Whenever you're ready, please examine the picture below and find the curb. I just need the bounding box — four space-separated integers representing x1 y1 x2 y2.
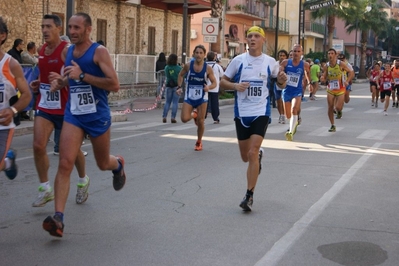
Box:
14 112 127 137
160 98 234 109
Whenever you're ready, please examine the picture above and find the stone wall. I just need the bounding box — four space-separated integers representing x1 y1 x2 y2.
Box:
1 0 188 58
1 0 185 103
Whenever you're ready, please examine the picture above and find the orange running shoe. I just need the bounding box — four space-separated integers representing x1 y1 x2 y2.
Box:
191 109 198 119
194 141 202 151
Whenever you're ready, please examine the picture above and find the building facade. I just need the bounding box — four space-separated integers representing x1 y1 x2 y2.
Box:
0 0 211 59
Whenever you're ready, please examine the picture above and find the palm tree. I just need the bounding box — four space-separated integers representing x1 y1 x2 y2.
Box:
210 0 224 54
379 18 399 56
345 0 388 78
309 0 361 52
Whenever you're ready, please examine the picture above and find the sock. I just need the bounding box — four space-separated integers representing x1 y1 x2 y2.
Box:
290 115 298 132
55 212 64 222
40 181 51 191
78 175 88 185
4 158 11 169
246 189 254 197
309 93 313 97
112 160 122 174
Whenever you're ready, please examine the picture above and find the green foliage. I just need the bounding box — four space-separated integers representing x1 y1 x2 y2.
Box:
304 51 326 61
219 91 234 99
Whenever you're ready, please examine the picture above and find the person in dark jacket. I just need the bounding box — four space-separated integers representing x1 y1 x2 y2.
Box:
156 52 167 98
7 38 24 64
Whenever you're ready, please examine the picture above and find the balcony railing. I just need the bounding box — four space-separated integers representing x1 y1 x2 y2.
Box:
305 22 325 35
227 0 269 19
264 15 290 33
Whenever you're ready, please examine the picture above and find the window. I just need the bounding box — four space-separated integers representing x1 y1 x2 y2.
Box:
52 12 65 35
171 30 178 55
97 19 107 46
148 27 156 55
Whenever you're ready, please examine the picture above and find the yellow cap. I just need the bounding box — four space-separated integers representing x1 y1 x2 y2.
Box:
247 26 265 38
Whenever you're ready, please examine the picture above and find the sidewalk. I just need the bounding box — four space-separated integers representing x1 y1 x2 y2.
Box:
14 97 235 136
14 111 128 137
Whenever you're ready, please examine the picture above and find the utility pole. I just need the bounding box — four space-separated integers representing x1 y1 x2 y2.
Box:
274 0 280 59
182 0 188 64
66 0 75 37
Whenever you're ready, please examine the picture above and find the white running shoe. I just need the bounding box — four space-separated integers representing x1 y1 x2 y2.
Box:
32 186 54 207
76 176 90 204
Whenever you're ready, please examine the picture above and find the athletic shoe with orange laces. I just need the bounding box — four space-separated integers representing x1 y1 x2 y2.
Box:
194 141 202 151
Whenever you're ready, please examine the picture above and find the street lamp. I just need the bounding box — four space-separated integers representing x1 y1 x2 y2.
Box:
353 5 371 70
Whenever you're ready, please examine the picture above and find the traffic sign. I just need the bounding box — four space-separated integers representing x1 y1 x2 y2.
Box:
304 0 335 10
202 17 219 36
203 35 217 43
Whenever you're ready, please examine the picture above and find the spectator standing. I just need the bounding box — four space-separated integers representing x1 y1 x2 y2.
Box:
162 53 182 123
156 52 167 98
206 51 224 124
21 42 38 65
309 59 321 100
7 38 24 64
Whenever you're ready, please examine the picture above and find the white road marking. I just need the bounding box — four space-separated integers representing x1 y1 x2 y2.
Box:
254 142 381 266
308 126 343 136
357 129 390 140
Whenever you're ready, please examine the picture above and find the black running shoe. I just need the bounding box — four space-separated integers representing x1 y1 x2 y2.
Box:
43 215 64 237
113 156 126 191
239 195 253 211
4 149 17 180
336 110 342 119
258 148 264 175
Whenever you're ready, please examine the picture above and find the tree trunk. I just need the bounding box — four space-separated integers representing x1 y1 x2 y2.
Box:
210 0 223 54
388 39 393 56
327 15 335 49
359 30 368 79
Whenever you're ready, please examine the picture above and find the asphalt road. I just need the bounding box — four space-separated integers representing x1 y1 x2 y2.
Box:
1 82 399 266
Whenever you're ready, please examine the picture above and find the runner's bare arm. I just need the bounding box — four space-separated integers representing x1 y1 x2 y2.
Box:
176 63 189 95
0 58 32 126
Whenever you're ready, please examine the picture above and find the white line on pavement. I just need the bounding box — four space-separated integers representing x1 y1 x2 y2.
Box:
254 142 381 266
